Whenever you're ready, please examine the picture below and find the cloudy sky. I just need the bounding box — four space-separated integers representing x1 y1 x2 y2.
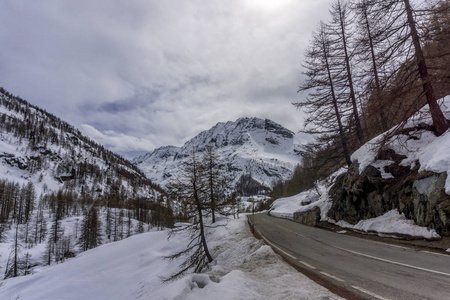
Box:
1 0 332 158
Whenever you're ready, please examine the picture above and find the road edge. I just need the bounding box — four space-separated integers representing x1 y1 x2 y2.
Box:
247 216 369 300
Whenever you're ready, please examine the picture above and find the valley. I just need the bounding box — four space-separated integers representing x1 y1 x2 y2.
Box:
2 0 450 299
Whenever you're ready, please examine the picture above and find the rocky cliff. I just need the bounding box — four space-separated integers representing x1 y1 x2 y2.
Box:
327 149 450 236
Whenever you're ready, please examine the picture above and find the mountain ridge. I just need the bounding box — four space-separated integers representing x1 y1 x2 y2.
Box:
0 87 162 198
133 117 304 194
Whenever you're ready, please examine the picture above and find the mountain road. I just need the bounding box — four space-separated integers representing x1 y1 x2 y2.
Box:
252 213 450 300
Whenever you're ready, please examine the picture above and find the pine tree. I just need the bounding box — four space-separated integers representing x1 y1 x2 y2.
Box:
22 181 35 223
42 239 54 266
329 0 364 144
163 149 213 281
201 145 231 223
79 206 102 251
295 22 353 166
126 209 133 238
4 223 22 278
368 0 450 135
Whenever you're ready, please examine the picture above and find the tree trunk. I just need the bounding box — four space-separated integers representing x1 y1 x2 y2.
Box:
208 157 216 224
322 28 352 167
362 0 388 131
338 1 364 143
14 224 19 277
404 0 449 135
193 172 213 263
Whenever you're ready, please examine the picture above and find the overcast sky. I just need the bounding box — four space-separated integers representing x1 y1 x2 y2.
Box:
1 0 332 158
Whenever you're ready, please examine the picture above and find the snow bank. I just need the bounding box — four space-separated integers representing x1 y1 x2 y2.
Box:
0 217 342 300
332 210 440 240
269 190 314 219
270 168 345 220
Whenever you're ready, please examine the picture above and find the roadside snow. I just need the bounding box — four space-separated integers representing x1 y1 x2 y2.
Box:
269 190 315 219
332 210 440 240
0 217 343 300
270 172 440 240
270 168 345 220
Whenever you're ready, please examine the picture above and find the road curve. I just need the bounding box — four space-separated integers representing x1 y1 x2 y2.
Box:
252 213 450 300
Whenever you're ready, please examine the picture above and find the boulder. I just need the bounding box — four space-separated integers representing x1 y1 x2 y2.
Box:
294 206 321 226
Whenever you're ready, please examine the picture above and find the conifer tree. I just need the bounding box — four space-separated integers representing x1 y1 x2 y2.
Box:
4 223 22 278
79 206 102 251
367 0 450 135
295 22 353 166
329 0 364 143
202 145 231 223
164 149 213 281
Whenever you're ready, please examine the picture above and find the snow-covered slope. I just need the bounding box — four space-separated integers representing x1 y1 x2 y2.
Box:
133 118 305 191
0 88 168 279
0 217 342 300
0 88 159 198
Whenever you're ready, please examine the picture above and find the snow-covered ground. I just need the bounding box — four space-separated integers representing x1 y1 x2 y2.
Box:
270 169 345 220
0 208 157 278
332 210 440 239
0 216 343 300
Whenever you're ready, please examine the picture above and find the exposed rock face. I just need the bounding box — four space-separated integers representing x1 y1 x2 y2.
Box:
409 173 450 236
293 207 321 226
327 149 450 236
235 174 271 196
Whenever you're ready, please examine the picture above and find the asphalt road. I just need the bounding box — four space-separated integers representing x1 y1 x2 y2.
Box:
252 213 450 300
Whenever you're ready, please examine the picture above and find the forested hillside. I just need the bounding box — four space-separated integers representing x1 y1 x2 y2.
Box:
0 88 173 279
272 0 450 200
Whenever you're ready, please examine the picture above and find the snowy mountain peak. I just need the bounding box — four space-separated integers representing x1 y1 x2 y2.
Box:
132 145 179 165
133 117 305 194
180 117 295 152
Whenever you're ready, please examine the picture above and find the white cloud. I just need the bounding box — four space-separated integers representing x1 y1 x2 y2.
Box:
79 124 156 158
1 0 332 156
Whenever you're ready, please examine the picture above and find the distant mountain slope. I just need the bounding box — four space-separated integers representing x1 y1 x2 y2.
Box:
0 87 160 199
133 117 304 194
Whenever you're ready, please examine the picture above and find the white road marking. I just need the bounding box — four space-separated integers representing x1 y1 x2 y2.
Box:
370 240 448 257
274 224 307 237
275 224 290 232
334 245 450 278
273 246 296 259
294 232 307 238
371 240 410 251
421 250 449 257
256 229 296 259
351 285 391 300
298 260 316 270
319 271 345 283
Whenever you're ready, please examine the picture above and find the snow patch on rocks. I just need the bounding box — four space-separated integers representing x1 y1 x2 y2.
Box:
332 210 440 240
